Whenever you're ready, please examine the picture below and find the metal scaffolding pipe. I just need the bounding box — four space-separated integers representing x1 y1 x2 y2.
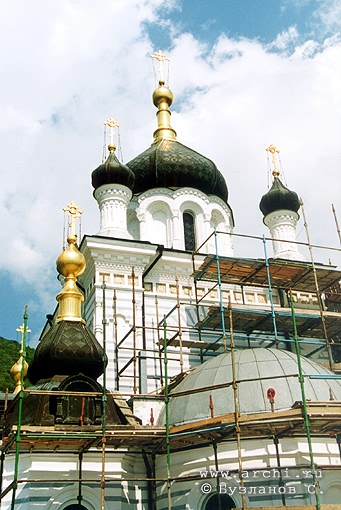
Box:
113 289 119 391
289 291 321 510
163 318 172 510
213 441 222 510
10 306 29 510
101 282 107 434
262 235 279 347
155 295 164 386
332 204 341 246
100 436 106 510
175 276 184 373
273 435 286 506
215 229 227 352
132 267 138 394
77 452 83 507
228 300 246 510
301 200 333 370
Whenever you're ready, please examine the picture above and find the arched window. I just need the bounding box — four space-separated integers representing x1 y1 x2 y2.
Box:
183 211 196 251
204 493 236 510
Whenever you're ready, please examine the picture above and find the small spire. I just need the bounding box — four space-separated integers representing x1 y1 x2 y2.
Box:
10 320 30 395
266 144 280 177
150 51 176 143
57 203 86 323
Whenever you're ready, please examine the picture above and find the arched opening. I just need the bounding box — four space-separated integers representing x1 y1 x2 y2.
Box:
63 505 88 510
204 493 236 510
183 211 196 251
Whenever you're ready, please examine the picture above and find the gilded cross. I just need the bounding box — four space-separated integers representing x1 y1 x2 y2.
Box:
63 202 83 237
151 50 170 83
104 117 120 146
266 144 280 177
16 323 31 352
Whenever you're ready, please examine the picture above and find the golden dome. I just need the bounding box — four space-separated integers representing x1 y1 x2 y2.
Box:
10 355 28 395
56 235 86 278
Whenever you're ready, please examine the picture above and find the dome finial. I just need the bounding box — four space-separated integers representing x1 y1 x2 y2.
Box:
103 117 120 161
266 144 280 178
151 50 170 85
56 202 86 323
150 50 177 143
10 318 30 395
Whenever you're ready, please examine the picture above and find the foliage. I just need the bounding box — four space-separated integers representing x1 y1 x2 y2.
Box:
0 337 35 393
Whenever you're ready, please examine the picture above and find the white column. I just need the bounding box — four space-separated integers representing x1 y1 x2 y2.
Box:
94 183 132 239
264 209 304 260
172 211 182 249
136 209 147 242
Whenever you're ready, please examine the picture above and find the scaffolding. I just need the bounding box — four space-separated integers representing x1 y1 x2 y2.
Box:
1 230 341 510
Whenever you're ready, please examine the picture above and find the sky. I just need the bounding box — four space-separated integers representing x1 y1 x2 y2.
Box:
0 0 340 345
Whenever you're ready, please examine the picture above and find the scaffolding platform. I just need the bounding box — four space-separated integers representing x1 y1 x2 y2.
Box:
194 255 341 293
198 304 341 339
169 402 341 449
1 424 166 453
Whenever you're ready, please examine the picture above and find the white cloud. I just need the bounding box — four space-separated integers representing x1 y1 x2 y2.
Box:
0 0 340 338
166 31 341 260
269 26 299 51
313 0 341 34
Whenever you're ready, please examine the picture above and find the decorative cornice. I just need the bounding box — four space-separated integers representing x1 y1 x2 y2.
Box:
95 184 132 200
95 262 146 272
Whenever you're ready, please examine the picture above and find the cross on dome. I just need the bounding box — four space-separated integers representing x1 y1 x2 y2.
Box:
266 144 280 177
16 323 31 352
151 50 170 84
104 117 120 147
63 202 82 239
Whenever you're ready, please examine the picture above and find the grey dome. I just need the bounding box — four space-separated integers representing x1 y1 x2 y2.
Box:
259 177 300 217
158 348 341 426
126 139 229 203
92 148 135 191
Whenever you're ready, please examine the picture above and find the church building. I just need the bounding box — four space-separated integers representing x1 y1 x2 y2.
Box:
1 56 341 510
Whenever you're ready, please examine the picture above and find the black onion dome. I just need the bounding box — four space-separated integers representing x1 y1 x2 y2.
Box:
27 321 106 384
92 148 135 191
259 176 300 217
126 139 228 203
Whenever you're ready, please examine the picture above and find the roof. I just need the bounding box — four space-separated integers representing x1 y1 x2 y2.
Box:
126 139 229 203
158 348 341 426
259 176 300 217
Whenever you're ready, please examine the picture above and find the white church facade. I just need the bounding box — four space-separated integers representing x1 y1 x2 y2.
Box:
1 66 341 510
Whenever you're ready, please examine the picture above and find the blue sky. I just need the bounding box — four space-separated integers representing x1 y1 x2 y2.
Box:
149 0 311 44
0 0 340 344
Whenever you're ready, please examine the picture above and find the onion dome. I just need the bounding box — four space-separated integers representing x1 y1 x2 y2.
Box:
10 353 28 395
27 321 105 384
92 144 135 191
27 233 106 384
158 348 341 427
259 176 300 217
126 81 229 203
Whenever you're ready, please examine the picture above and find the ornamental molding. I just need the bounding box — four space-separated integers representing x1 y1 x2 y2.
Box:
147 271 194 281
136 187 210 204
95 184 132 200
95 262 145 272
265 209 299 222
